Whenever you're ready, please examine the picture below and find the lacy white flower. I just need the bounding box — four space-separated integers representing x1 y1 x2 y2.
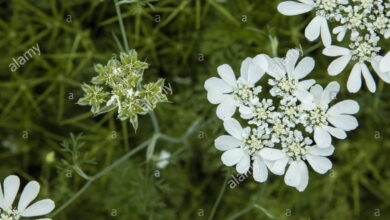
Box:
303 81 359 147
323 45 380 93
260 134 334 192
206 49 360 191
204 55 268 119
278 0 389 93
277 0 344 46
267 49 316 104
215 118 273 182
0 175 55 220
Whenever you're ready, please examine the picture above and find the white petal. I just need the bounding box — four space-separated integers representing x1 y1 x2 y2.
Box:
215 135 241 151
247 61 265 84
323 46 350 57
380 52 390 73
240 57 251 82
328 115 359 131
21 199 55 217
309 145 335 156
239 105 253 119
236 154 251 174
207 90 225 104
333 26 346 41
3 175 20 209
216 96 236 120
18 181 40 213
277 1 313 16
305 16 322 42
324 126 347 139
284 161 301 187
321 81 340 105
371 56 390 83
310 84 323 102
298 79 316 90
223 118 243 140
295 89 314 104
253 54 269 72
221 148 244 166
294 57 315 79
361 63 376 93
314 127 332 148
285 49 300 74
327 100 359 115
253 156 268 182
270 158 289 175
306 155 332 174
217 64 236 87
327 55 351 76
267 57 286 78
320 18 332 46
204 77 233 93
347 63 362 93
296 161 309 191
259 148 285 160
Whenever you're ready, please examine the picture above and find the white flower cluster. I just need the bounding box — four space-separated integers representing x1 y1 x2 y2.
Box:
205 49 360 191
278 0 390 93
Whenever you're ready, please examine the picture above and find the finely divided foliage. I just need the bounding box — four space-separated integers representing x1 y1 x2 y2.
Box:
205 49 360 191
278 0 390 93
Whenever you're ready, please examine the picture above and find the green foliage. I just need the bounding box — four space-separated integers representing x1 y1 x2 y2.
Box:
0 0 389 220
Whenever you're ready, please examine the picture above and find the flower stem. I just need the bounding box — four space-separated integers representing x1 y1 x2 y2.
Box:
149 111 160 133
208 175 229 220
121 120 129 150
114 0 129 52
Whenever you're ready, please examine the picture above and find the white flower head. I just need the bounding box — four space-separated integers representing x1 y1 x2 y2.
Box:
303 81 359 147
207 49 360 192
204 55 268 119
215 118 273 182
278 0 389 93
0 175 55 220
267 49 316 105
260 142 334 192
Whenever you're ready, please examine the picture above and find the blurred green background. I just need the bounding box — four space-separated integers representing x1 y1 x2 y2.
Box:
0 0 389 219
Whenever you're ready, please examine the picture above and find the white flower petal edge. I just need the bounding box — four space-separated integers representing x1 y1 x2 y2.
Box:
0 175 55 219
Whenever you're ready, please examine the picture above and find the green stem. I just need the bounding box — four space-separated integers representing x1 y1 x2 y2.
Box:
159 134 182 143
121 120 129 150
149 111 160 133
208 175 228 220
114 0 130 52
50 138 151 217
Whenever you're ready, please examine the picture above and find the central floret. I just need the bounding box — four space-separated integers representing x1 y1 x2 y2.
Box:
285 141 308 161
0 209 20 220
308 107 328 126
233 83 257 104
